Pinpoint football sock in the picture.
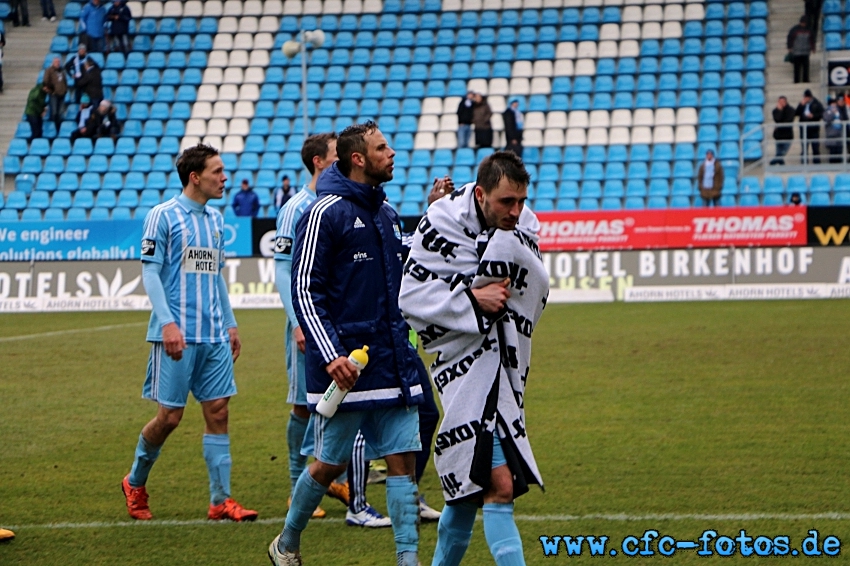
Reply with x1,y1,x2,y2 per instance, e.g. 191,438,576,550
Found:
483,502,525,566
431,501,477,566
386,475,419,561
202,434,231,505
286,412,308,493
128,433,162,488
279,469,328,553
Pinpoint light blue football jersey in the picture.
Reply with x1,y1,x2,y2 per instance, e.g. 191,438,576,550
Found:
141,195,228,344
274,185,316,263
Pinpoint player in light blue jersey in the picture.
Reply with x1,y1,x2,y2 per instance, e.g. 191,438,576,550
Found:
275,133,390,527
121,143,257,523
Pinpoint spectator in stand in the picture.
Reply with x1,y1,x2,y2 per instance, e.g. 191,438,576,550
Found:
273,175,295,210
9,0,30,27
43,57,67,132
70,94,94,142
805,0,824,30
40,0,57,21
456,91,474,149
25,83,49,141
232,179,260,217
0,32,5,94
65,44,89,104
696,149,724,207
796,89,824,164
107,0,132,54
76,58,103,110
79,0,108,53
503,99,524,159
790,192,803,205
472,92,493,148
90,99,121,140
771,96,795,165
787,16,814,84
824,97,848,163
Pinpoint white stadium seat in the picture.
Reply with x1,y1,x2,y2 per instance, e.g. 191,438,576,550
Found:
676,108,698,126
532,60,553,77
603,0,623,5
489,78,509,96
543,0,562,7
435,132,457,149
244,67,265,84
202,136,223,150
675,126,697,144
443,0,462,9
655,108,676,127
568,110,589,128
620,22,641,40
422,97,442,115
509,78,530,96
442,96,462,115
234,33,254,49
525,112,546,130
643,4,662,21
191,102,212,119
414,132,436,150
249,50,270,66
653,126,675,144
462,0,483,10
587,128,609,146
554,59,575,76
574,59,596,75
630,126,652,145
218,17,238,33
491,113,504,131
259,17,279,32
600,23,620,41
213,101,233,119
619,40,640,57
577,41,597,58
546,111,568,129
223,0,243,16
584,0,602,6
563,0,582,6
544,128,565,146
439,114,458,132
598,41,618,58
589,110,610,128
163,1,183,17
641,22,662,40
283,0,302,14
223,68,244,84
565,128,587,146
228,119,250,136
467,79,489,95
488,95,506,113
244,1,263,15
418,115,440,132
238,17,258,33
609,126,630,143
234,101,255,118
183,0,202,16
523,129,543,147
197,85,218,102
322,0,342,12
530,77,551,94
203,0,223,17
186,119,207,136
556,42,577,59
622,6,642,22
502,0,523,8
263,0,283,15
213,34,233,50
633,109,654,127
218,85,239,102
342,0,363,13
363,0,383,12
512,61,533,78
523,0,543,7
254,33,274,49
181,136,201,150
662,22,682,39
202,67,224,83
226,50,248,67
143,1,163,18
611,109,632,127
223,136,245,154
238,85,260,101
483,0,502,9
126,1,142,18
684,4,705,20
664,4,683,20
304,0,324,14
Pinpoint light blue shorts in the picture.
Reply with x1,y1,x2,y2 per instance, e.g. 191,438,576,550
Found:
284,322,307,406
143,342,236,408
492,435,507,469
302,406,421,466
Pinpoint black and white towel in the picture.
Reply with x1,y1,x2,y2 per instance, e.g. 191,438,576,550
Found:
399,183,549,504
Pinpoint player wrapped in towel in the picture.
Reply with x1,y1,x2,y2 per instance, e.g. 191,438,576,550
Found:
399,164,548,506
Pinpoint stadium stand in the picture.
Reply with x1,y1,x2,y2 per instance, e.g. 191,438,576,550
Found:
0,0,802,220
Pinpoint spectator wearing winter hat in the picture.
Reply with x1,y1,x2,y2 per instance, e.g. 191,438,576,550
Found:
503,99,524,159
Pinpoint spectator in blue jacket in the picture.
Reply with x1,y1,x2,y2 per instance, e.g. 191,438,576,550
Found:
232,179,260,217
107,0,132,54
269,121,425,566
79,0,108,53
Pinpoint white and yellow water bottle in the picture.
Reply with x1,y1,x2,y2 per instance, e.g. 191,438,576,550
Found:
315,346,369,418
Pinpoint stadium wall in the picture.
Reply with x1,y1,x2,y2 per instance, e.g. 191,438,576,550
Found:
2,246,850,312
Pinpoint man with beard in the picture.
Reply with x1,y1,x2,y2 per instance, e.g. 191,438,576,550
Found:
269,121,425,566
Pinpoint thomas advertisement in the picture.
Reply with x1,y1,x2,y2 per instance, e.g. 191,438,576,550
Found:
0,218,254,261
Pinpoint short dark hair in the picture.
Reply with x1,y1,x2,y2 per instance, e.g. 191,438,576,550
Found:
475,151,531,194
336,121,378,177
301,133,337,175
176,143,220,187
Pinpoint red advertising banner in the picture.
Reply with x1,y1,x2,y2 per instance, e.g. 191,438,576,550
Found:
536,206,809,251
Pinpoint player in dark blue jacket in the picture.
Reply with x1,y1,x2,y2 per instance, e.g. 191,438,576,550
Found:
270,122,424,566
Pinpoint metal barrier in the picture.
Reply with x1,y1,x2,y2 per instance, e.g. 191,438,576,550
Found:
740,121,850,176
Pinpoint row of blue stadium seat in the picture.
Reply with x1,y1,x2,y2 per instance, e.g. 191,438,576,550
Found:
48,51,207,70
0,207,150,221
56,16,218,36
824,0,850,14
50,34,214,54
823,32,850,50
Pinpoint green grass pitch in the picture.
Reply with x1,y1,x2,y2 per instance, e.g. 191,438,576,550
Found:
1,301,849,564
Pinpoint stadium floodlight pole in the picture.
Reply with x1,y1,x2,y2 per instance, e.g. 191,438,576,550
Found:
282,29,326,140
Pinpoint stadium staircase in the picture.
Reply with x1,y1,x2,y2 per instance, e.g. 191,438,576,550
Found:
0,1,69,191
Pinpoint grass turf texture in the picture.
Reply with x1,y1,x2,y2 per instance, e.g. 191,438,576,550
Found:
1,301,848,564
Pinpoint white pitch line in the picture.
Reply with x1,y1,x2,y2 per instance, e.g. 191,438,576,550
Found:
0,322,146,343
7,513,850,531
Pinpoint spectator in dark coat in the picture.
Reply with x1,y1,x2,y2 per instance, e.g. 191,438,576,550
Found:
9,0,30,26
456,92,474,148
824,97,848,163
502,99,524,158
40,0,57,21
787,16,814,84
0,32,5,93
107,0,132,54
89,99,121,140
696,150,724,207
43,57,68,131
771,96,796,165
471,92,493,148
232,179,260,217
796,89,824,164
65,44,89,103
70,94,94,142
75,59,103,110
